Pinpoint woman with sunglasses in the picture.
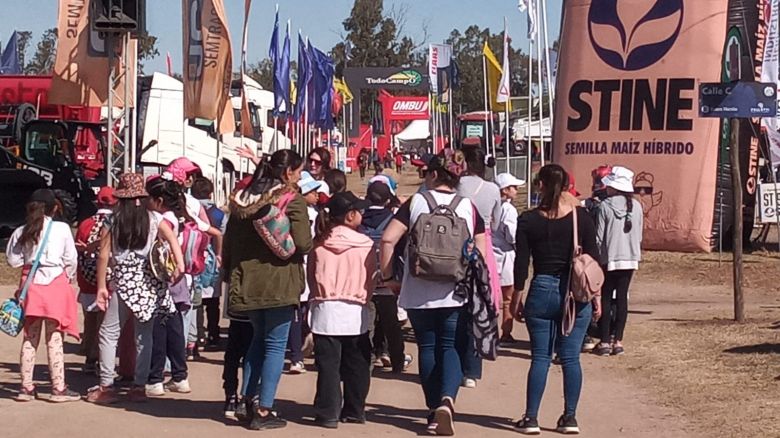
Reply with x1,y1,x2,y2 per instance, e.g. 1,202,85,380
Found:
307,147,332,181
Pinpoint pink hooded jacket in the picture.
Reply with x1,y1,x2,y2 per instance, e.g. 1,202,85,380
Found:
307,225,377,305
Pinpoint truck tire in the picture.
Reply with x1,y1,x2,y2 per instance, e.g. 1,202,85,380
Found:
52,189,78,224
13,103,37,144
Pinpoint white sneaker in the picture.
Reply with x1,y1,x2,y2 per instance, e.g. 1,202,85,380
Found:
165,379,191,393
288,361,307,374
145,383,165,397
461,378,477,389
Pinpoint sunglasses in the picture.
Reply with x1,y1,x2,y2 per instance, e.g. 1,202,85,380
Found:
308,157,323,166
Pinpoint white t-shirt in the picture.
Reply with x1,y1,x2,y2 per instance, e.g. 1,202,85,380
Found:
185,193,211,232
309,300,370,336
395,190,481,310
6,217,77,285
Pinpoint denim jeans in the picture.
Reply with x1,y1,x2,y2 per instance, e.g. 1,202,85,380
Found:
242,306,294,409
524,274,592,418
407,306,468,410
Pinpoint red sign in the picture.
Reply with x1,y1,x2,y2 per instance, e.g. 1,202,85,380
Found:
378,91,429,121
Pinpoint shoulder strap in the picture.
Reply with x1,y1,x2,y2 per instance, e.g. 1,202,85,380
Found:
421,191,438,212
447,194,464,211
572,207,582,256
19,220,53,302
378,213,394,230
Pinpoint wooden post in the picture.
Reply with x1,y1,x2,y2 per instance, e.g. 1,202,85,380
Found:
729,118,745,323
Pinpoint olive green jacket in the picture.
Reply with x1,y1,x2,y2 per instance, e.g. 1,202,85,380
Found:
224,184,313,313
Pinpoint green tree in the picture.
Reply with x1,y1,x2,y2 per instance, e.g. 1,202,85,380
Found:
25,28,57,75
137,31,159,74
15,31,33,71
246,58,297,92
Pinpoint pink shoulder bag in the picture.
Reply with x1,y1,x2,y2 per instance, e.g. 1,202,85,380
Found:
562,208,604,336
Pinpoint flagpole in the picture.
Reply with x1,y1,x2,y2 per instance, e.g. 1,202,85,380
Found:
526,26,533,209
482,49,494,178
448,89,454,147
536,0,545,166
274,116,279,152
541,0,555,128
503,16,511,175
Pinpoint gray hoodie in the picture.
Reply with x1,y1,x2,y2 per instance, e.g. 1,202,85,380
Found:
596,195,643,270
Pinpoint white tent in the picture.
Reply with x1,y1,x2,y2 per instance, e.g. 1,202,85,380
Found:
394,119,430,149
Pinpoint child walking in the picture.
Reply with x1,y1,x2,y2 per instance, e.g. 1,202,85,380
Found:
308,191,376,428
7,189,81,402
494,173,524,344
86,173,184,404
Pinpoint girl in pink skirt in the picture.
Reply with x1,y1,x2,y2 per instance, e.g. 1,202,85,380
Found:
6,189,81,402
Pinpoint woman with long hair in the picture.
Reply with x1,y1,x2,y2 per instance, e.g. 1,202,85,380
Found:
7,189,81,402
307,147,332,181
379,155,487,436
594,166,643,357
512,164,602,435
455,145,502,388
225,149,313,430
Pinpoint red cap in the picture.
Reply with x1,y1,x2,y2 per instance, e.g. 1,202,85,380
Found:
166,157,201,181
567,172,581,197
96,186,117,206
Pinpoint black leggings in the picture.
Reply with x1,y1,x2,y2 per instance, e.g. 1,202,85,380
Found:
599,269,634,342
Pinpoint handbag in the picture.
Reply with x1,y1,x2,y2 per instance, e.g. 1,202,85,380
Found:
253,191,297,260
0,221,53,337
562,208,604,336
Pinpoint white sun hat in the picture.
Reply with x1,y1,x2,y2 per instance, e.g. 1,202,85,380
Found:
601,166,635,193
495,172,526,189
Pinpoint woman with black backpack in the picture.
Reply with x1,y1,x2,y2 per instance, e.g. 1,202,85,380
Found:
512,164,602,435
379,155,487,436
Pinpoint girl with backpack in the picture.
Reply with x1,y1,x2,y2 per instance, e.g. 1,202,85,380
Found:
7,189,81,402
307,191,376,428
493,173,525,344
512,165,602,435
225,150,312,430
379,155,487,436
86,173,185,404
594,166,643,357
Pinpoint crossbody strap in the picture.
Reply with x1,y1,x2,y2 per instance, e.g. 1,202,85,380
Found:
571,207,581,257
19,220,53,303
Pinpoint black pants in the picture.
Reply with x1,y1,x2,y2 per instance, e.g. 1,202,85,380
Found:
149,311,188,384
372,295,405,371
359,166,366,178
201,297,221,342
599,269,635,342
222,320,253,396
287,304,307,363
313,333,371,421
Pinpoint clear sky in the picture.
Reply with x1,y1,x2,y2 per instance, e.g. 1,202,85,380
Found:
0,0,562,73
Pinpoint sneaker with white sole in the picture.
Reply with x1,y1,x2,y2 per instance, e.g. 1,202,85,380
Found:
514,417,541,435
288,361,306,374
15,386,37,402
582,336,596,352
49,386,82,403
165,379,191,393
556,414,580,434
461,377,477,388
145,382,165,397
434,396,455,436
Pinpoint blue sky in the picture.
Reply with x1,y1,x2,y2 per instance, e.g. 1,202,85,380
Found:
1,0,562,73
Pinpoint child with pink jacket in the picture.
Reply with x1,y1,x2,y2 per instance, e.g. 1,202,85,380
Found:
307,191,377,429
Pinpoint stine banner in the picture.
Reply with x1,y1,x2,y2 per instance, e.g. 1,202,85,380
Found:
553,0,728,252
182,0,234,133
49,0,136,107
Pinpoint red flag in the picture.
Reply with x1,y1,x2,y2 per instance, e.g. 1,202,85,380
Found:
166,52,173,76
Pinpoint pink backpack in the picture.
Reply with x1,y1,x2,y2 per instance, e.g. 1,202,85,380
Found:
182,221,210,275
563,208,604,336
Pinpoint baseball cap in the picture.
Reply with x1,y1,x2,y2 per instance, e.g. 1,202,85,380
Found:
298,171,322,195
96,186,118,206
368,174,398,195
167,157,201,182
325,191,370,217
495,173,525,190
366,181,397,206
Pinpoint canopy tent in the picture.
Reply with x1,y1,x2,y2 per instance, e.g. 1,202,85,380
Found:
393,119,430,151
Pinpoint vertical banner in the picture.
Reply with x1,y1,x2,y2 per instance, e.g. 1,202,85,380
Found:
553,0,728,251
182,0,234,133
483,42,511,112
761,0,780,167
239,0,254,137
49,0,136,107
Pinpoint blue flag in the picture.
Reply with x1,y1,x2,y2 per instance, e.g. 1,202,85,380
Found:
293,32,311,122
311,45,335,130
275,23,291,115
0,32,22,74
269,8,281,114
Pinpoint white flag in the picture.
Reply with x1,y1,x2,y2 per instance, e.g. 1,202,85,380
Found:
520,0,538,40
428,43,452,95
497,19,511,103
761,0,780,167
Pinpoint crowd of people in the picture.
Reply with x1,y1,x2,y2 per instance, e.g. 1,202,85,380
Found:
5,144,643,435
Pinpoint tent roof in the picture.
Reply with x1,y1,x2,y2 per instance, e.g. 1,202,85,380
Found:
395,119,429,141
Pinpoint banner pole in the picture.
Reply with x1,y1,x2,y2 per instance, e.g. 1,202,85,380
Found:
526,31,533,208
536,1,545,167
482,51,490,153
107,32,114,186
541,0,555,128
449,89,454,147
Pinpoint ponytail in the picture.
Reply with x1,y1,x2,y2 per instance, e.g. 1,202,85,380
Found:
623,193,634,233
314,208,346,245
18,201,48,249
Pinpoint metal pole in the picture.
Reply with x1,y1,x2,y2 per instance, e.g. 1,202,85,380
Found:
273,116,279,152
729,118,745,323
107,33,115,186
448,89,454,146
536,1,545,166
541,0,555,128
123,33,131,173
129,36,138,172
526,30,533,208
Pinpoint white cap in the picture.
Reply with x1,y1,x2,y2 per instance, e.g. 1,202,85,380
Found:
601,166,635,193
495,172,526,189
316,181,331,197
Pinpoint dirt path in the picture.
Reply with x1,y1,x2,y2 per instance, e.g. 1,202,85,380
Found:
0,282,699,438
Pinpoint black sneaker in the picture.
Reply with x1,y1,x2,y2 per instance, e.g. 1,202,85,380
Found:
235,397,252,423
514,417,541,435
314,416,339,429
248,410,287,430
340,416,366,424
224,394,238,419
556,414,580,434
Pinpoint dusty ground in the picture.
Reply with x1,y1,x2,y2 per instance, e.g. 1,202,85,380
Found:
0,169,777,437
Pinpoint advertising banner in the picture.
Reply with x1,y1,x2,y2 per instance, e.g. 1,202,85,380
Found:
49,0,136,107
553,0,728,251
761,0,780,168
379,96,430,121
182,0,234,132
758,183,780,223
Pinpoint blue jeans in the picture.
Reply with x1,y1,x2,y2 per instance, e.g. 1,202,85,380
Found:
524,275,592,418
407,306,468,410
242,306,294,409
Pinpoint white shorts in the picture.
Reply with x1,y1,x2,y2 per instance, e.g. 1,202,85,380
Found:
498,251,515,287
